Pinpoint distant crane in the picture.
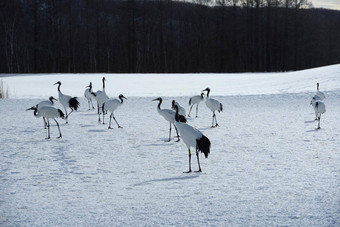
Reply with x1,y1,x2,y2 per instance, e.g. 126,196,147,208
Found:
188,93,204,118
54,81,80,124
92,77,109,122
26,105,65,139
171,100,186,116
152,97,187,142
84,82,95,110
202,88,223,127
37,96,58,129
173,104,211,173
102,94,127,129
311,98,326,129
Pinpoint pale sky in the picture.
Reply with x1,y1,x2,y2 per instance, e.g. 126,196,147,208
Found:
311,0,340,10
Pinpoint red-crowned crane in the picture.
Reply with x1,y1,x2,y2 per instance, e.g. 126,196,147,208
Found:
26,105,65,139
311,99,326,129
188,93,204,118
173,105,211,173
171,100,186,116
316,82,326,100
92,77,109,123
202,88,223,127
84,82,95,110
36,96,58,129
152,97,187,142
54,81,80,124
102,94,127,129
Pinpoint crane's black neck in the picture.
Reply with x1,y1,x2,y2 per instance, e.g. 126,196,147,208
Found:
33,107,38,116
174,106,179,122
201,93,204,98
57,83,61,92
49,97,54,104
119,96,124,103
157,99,163,109
206,90,210,97
102,78,105,89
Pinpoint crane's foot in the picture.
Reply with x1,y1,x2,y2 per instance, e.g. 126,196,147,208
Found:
118,126,123,128
317,127,321,129
183,170,192,173
175,138,180,142
195,169,202,173
45,137,51,140
108,126,113,129
215,123,219,127
57,135,62,139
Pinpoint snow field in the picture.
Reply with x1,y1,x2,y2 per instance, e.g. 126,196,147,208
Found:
0,91,339,226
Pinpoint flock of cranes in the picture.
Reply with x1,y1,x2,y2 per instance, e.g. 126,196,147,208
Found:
25,78,326,172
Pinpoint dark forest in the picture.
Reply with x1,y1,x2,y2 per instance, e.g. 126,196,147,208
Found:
1,0,340,73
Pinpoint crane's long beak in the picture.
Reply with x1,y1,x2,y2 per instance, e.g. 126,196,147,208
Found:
54,82,59,85
123,96,127,100
152,98,158,101
26,106,34,111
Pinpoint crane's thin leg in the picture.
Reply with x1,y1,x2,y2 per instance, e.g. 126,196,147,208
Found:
317,115,321,129
195,104,199,118
46,120,50,139
64,108,68,124
90,99,95,109
195,149,202,172
54,119,62,138
43,117,47,129
108,113,113,129
112,114,122,128
174,124,180,142
184,149,192,173
315,111,318,121
214,114,219,127
65,109,73,120
211,113,215,127
168,123,172,142
188,105,194,117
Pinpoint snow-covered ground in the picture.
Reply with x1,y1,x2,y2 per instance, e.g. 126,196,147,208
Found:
1,65,339,226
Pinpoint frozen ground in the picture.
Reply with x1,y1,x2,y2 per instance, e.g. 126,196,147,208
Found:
0,65,340,226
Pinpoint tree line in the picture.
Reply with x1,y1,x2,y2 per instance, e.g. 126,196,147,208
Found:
1,0,340,73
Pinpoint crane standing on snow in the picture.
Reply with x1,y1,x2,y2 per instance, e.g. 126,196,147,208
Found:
311,98,326,129
92,77,109,123
152,97,187,142
26,105,65,139
202,88,223,127
173,104,211,173
54,81,80,124
188,93,204,118
102,94,127,129
36,96,58,129
84,82,95,110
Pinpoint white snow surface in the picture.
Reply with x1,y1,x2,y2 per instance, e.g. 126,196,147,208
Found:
1,65,340,226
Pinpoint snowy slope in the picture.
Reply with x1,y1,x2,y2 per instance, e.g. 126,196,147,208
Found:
0,65,339,226
1,64,340,98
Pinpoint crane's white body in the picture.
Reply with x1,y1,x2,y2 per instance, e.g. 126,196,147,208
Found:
203,88,223,127
84,82,95,110
188,93,204,117
92,77,109,122
36,96,57,129
172,101,186,116
27,105,64,139
311,99,326,129
102,94,126,128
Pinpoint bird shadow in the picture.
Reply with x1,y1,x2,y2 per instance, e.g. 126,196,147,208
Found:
306,128,321,133
133,174,199,186
88,129,106,133
304,120,316,124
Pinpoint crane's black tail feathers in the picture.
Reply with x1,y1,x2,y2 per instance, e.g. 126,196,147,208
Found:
91,92,97,97
189,98,192,106
58,109,65,119
220,103,223,112
179,114,187,123
196,135,211,158
69,97,80,111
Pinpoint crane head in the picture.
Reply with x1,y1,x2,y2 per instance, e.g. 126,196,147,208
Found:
26,105,37,111
152,97,162,102
54,81,61,85
119,94,127,100
202,87,210,92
